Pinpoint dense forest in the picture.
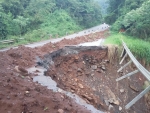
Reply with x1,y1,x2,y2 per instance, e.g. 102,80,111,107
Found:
95,0,108,15
106,0,150,39
1,0,150,41
0,0,102,40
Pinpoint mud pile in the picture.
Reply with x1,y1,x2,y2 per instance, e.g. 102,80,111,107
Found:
42,46,149,113
0,30,149,113
37,30,108,54
0,31,107,113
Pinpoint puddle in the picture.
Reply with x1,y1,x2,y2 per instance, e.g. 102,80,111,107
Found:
27,66,104,113
78,39,104,46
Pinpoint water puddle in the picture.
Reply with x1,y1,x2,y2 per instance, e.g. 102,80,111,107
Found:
28,66,104,113
78,39,104,46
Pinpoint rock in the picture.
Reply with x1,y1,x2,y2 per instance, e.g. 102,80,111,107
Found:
129,85,139,92
91,65,97,70
58,89,63,92
104,86,119,105
61,95,64,99
109,105,113,110
71,90,75,93
105,60,110,63
19,67,28,73
84,98,90,104
97,69,101,73
101,65,106,70
108,98,114,103
14,66,21,73
74,78,78,82
74,56,79,60
77,68,82,72
78,83,84,89
25,91,29,94
82,94,92,101
14,66,28,75
58,109,64,113
86,58,89,61
83,61,85,64
52,45,55,48
91,73,94,77
7,96,10,100
114,100,119,105
104,99,109,106
92,87,96,91
120,89,125,93
119,106,122,111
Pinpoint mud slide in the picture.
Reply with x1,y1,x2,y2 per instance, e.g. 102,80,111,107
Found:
38,46,149,113
0,30,149,113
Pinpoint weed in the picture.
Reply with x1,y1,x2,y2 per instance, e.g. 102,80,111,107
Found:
104,32,150,64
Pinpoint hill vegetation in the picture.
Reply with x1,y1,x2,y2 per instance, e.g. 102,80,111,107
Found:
0,0,102,40
95,0,108,16
106,0,150,39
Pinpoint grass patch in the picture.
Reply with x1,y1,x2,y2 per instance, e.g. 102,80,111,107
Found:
0,10,82,49
104,32,150,64
0,25,81,49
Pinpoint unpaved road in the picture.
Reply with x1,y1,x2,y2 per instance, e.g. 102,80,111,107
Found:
0,24,109,52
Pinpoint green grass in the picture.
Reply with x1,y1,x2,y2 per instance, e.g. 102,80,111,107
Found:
0,10,82,49
0,28,80,49
104,32,150,63
0,27,81,49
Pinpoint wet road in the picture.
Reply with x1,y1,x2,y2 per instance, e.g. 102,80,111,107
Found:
0,23,109,51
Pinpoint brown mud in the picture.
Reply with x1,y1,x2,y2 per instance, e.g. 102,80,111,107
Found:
43,46,149,113
0,30,149,113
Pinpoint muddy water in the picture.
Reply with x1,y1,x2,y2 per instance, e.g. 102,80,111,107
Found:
28,66,104,113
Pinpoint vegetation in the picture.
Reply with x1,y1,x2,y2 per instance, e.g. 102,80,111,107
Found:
105,0,150,39
104,33,150,64
95,0,108,16
0,0,102,43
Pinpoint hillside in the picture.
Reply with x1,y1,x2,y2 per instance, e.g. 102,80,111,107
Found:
0,0,102,40
105,0,150,39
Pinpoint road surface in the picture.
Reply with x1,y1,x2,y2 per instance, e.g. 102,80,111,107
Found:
0,24,109,52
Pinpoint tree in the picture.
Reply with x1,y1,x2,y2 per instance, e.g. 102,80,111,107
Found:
13,16,29,35
1,0,24,18
122,0,150,39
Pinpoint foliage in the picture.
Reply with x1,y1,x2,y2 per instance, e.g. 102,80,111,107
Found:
55,0,102,28
106,0,150,39
94,0,108,16
104,33,150,63
122,1,150,39
105,0,125,24
0,0,102,41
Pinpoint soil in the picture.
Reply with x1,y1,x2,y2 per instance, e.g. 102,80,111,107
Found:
0,30,149,113
44,46,150,113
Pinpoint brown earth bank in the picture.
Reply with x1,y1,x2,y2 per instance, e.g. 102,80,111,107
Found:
43,46,150,113
0,30,108,113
